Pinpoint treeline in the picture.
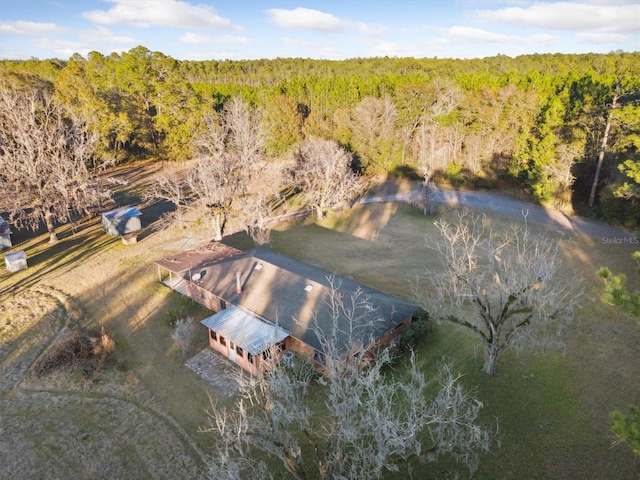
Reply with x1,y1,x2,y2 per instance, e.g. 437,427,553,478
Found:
1,47,639,226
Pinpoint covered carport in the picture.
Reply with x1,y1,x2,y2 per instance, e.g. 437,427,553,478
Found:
154,242,242,295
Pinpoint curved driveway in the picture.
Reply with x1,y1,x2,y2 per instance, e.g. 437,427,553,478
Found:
358,187,632,241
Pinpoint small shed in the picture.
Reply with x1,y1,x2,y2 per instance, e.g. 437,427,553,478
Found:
0,216,11,250
101,207,142,237
4,250,27,272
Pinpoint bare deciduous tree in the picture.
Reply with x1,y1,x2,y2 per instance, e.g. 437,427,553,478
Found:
202,284,491,479
239,192,274,245
415,131,439,217
188,97,266,241
291,137,363,221
188,154,240,241
144,168,190,229
350,95,399,171
546,142,583,212
417,212,583,376
222,96,265,168
0,86,111,243
419,173,438,216
403,79,462,171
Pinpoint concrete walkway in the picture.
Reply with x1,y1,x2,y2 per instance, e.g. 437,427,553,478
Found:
185,348,243,397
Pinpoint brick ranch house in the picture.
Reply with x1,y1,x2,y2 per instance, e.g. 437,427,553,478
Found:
155,243,424,374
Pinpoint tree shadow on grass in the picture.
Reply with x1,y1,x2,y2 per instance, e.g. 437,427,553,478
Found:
1,220,120,295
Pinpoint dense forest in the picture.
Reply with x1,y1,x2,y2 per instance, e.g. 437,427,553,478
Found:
1,48,639,227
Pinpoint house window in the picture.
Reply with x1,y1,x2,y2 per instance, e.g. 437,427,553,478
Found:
210,330,217,341
219,335,226,346
236,346,244,357
247,353,253,364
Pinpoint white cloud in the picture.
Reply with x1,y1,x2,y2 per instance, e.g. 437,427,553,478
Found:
314,46,346,58
78,26,136,45
82,0,240,30
474,2,640,33
446,26,509,43
180,32,208,44
180,32,250,45
34,37,86,58
353,22,391,36
577,32,629,44
266,7,387,36
0,45,24,60
281,36,312,48
525,33,558,46
368,41,401,57
0,21,67,35
279,37,343,58
266,7,349,33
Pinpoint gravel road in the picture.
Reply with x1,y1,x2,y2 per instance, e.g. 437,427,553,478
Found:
357,187,634,241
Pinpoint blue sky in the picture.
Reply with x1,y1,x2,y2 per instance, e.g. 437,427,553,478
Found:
1,0,638,61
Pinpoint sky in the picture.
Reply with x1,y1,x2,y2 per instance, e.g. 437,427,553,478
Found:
0,0,638,61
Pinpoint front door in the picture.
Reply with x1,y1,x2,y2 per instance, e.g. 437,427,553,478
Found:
228,341,236,363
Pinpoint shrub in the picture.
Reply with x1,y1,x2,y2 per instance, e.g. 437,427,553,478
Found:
444,163,467,187
32,332,92,377
92,327,116,373
398,312,431,351
172,316,195,354
611,406,640,455
32,327,116,378
601,196,640,229
598,252,640,317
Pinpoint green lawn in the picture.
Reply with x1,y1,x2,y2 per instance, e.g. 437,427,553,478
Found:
1,191,639,479
263,202,640,479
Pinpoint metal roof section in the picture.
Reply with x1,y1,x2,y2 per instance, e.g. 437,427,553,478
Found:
100,206,142,221
101,206,143,236
201,306,290,355
4,250,27,272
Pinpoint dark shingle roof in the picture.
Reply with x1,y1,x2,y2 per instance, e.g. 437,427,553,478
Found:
191,246,421,353
155,242,242,273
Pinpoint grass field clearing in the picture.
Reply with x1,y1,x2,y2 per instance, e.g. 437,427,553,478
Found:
1,171,638,479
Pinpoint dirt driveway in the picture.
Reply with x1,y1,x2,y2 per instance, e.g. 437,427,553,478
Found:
359,183,632,240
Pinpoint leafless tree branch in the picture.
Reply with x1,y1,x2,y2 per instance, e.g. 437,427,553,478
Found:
203,282,491,479
0,85,111,242
416,211,584,375
290,137,363,221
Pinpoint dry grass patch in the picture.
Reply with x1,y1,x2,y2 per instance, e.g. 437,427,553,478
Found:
30,327,115,379
0,284,210,479
1,167,637,479
1,391,205,480
0,288,66,392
